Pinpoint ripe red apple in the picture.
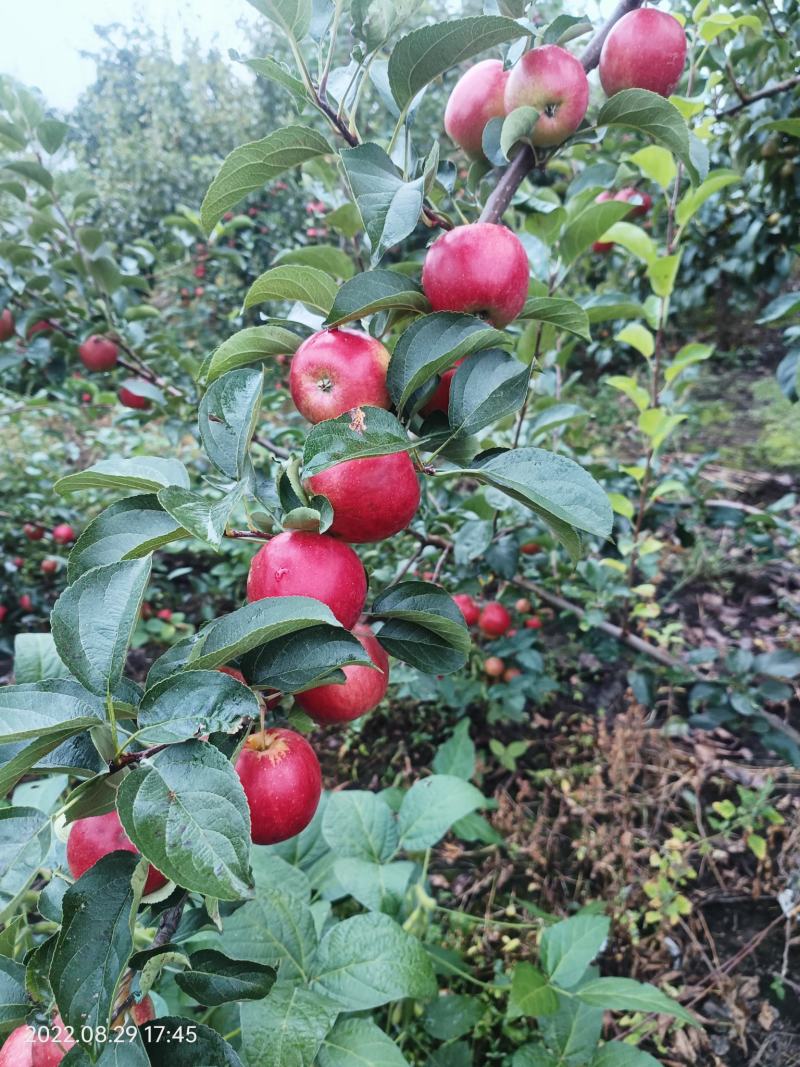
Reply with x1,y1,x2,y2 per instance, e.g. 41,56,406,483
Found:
422,358,465,416
599,8,686,98
19,594,33,611
520,541,541,555
290,329,391,424
525,616,542,630
194,265,206,278
591,190,616,253
78,335,118,371
156,608,172,622
52,523,75,545
66,810,168,895
13,557,24,567
0,308,14,342
27,320,52,339
479,602,512,637
305,452,420,543
484,656,505,677
445,59,509,159
296,624,389,724
235,728,321,844
41,559,57,575
30,1015,75,1066
118,386,151,410
422,223,529,329
616,187,652,218
247,531,367,629
195,286,204,297
0,1025,34,1066
503,667,522,682
0,605,7,624
23,523,44,542
453,593,480,626
504,45,589,147
515,597,532,614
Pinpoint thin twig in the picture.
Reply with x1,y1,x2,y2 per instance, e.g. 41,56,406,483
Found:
715,73,800,117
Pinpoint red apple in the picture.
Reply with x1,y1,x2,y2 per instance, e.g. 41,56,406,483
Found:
515,597,532,614
66,810,168,895
599,8,686,99
27,320,52,339
52,524,75,545
247,531,367,629
421,358,465,416
194,265,206,278
290,329,391,424
0,1026,34,1066
479,602,512,637
13,557,24,567
235,728,321,845
305,452,420,543
118,386,151,410
23,523,44,542
504,45,589,147
520,541,541,555
156,608,172,622
0,309,14,342
592,190,616,253
484,656,505,677
19,594,33,611
0,605,7,623
422,223,529,329
503,667,522,682
78,335,118,371
30,1015,75,1066
525,616,542,630
616,187,652,218
445,59,509,159
40,559,57,575
127,997,155,1026
453,593,480,626
296,623,389,724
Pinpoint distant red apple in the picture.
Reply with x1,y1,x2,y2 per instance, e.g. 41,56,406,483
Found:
504,45,589,147
503,667,521,682
52,523,75,545
616,187,652,218
194,265,206,278
453,593,480,626
19,594,33,611
27,320,53,339
290,329,391,423
235,728,322,844
223,211,234,222
0,308,14,342
78,335,118,371
195,286,204,297
40,559,57,575
156,608,172,621
13,557,24,567
66,810,168,895
422,223,529,329
599,8,687,98
484,656,505,677
305,452,420,543
296,624,389,724
515,597,532,614
520,541,541,555
23,523,44,541
525,616,542,630
0,605,7,624
118,386,151,410
445,59,509,159
479,602,512,637
247,531,367,629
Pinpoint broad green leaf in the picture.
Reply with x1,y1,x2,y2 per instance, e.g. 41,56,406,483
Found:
136,670,259,744
599,222,657,265
698,11,761,40
507,962,559,1019
324,269,429,327
647,252,682,298
240,983,339,1067
397,775,483,850
540,914,610,988
245,0,311,41
433,720,475,779
142,1019,245,1065
175,949,275,1005
606,375,649,412
664,342,713,383
224,889,318,980
541,13,592,45
242,56,308,107
13,633,69,682
36,118,70,154
597,89,702,185
448,350,529,436
757,293,800,325
303,406,413,478
518,297,590,340
0,807,51,922
243,624,372,693
55,456,190,496
340,143,424,265
615,324,654,358
638,408,686,451
581,292,647,324
157,485,243,550
759,118,800,138
67,496,185,579
540,995,603,1066
201,325,302,384
322,791,398,862
318,1018,411,1067
559,200,632,263
51,558,151,695
675,168,738,227
0,954,29,1029
116,740,253,901
50,852,143,1055
3,159,53,190
592,1043,662,1067
371,581,470,674
501,106,539,159
201,125,331,232
244,265,337,315
629,145,676,189
312,912,436,1008
388,16,529,109
575,977,696,1024
0,715,104,797
332,858,416,914
387,312,507,413
527,403,587,437
199,368,263,480
61,1035,150,1065
423,994,483,1041
274,245,355,279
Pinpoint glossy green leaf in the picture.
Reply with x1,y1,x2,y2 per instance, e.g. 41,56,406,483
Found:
324,269,428,327
201,325,302,384
597,89,702,185
273,245,355,279
244,265,338,315
175,949,275,1005
370,581,470,674
67,496,185,579
199,368,263,480
55,456,190,496
0,807,51,922
243,624,372,693
136,669,259,744
0,954,29,1029
397,775,483,850
340,143,425,265
560,200,632,263
157,485,243,550
540,914,610,989
12,633,70,683
448,350,529,436
518,297,590,340
303,406,413,478
142,1019,245,1066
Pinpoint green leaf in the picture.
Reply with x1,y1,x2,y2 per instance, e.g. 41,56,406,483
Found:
606,375,650,412
664,342,713,383
0,954,29,1029
36,118,70,154
592,1042,662,1067
759,118,800,138
448,350,529,436
3,159,53,190
324,269,429,327
541,13,592,45
541,914,610,988
597,89,702,185
201,325,302,384
318,1017,411,1067
629,145,676,189
540,996,603,1066
599,222,657,266
647,252,682,298
175,949,275,1005
0,807,51,922
199,368,263,480
136,670,259,744
581,292,647,324
242,56,309,107
518,297,591,340
615,324,654,358
243,624,371,693
55,456,190,496
157,485,243,550
433,719,475,779
312,912,436,1008
575,977,696,1024
274,245,355,279
67,496,186,579
388,16,530,110
142,1019,245,1066
675,168,738,227
423,994,483,1041
332,858,416,914
303,406,413,478
322,791,398,862
244,265,338,315
201,125,331,232
698,11,761,40
224,888,318,981
13,633,69,683
62,1035,150,1065
387,312,507,413
501,107,539,159
245,0,311,41
116,740,253,901
371,581,471,674
50,852,143,1055
340,143,425,265
240,983,339,1067
560,200,633,264
507,962,559,1019
397,775,484,850
758,293,800,325
51,558,151,695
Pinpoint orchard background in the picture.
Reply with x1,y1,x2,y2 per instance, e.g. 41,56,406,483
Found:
0,0,799,1064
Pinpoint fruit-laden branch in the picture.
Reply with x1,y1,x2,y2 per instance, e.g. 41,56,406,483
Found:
479,0,645,224
715,73,800,117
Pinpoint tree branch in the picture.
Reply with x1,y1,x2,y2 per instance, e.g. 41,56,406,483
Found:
110,894,188,1026
715,73,800,117
480,0,645,224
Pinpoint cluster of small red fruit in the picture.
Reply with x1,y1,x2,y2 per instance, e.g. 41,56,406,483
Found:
453,592,542,683
0,524,77,624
